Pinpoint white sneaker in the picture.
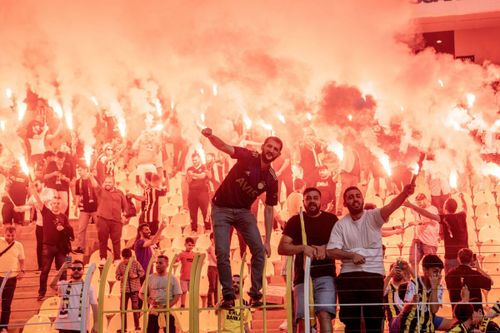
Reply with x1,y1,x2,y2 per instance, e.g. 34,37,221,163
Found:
99,258,106,266
279,320,287,331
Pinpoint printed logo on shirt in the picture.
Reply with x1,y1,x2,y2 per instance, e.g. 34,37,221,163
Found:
257,181,265,190
235,178,259,198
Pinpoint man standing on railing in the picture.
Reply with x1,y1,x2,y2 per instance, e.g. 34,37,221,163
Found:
0,225,25,333
278,187,338,333
201,128,282,308
50,260,98,333
326,183,414,333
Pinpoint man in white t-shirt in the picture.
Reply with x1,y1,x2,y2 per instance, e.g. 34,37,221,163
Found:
403,193,440,273
51,260,97,333
326,183,414,333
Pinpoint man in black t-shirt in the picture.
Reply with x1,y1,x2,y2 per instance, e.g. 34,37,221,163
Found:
74,165,98,254
278,187,338,333
43,151,74,216
186,153,210,233
201,128,282,308
30,181,74,301
445,248,492,311
0,162,28,225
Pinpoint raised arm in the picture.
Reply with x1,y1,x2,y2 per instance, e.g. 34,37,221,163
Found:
142,221,166,247
380,183,415,222
50,262,70,290
201,128,235,156
403,201,440,221
28,181,44,210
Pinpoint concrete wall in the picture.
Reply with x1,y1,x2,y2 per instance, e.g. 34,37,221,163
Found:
454,26,500,64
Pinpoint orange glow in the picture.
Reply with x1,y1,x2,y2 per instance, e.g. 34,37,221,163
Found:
84,145,92,167
17,101,27,121
449,169,458,189
48,99,63,119
327,141,344,161
19,156,29,176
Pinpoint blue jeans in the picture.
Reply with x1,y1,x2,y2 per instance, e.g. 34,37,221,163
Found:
211,205,265,300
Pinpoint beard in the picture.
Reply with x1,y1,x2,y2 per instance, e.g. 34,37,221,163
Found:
305,203,320,216
261,152,277,164
347,201,364,215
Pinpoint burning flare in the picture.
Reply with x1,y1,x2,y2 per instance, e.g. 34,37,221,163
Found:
449,169,458,189
48,99,64,119
84,146,93,167
17,101,27,121
19,156,30,176
327,141,344,161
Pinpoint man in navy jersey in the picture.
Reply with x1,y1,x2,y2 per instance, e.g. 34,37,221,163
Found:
201,127,282,308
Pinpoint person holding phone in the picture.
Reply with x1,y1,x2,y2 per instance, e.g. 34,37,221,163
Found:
445,248,493,312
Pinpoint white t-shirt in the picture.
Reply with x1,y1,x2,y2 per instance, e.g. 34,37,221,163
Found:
0,238,25,278
411,205,440,247
327,208,386,275
54,281,97,332
404,277,443,313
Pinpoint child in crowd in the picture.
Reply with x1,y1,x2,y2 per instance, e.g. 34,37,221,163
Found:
115,248,145,332
177,237,196,308
207,232,218,308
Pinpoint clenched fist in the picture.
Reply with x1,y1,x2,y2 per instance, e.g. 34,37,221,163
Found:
201,128,213,138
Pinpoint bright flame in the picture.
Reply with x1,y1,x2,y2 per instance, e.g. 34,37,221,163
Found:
243,115,252,130
327,141,344,161
200,88,205,94
48,99,64,119
117,118,126,138
200,113,206,124
152,123,164,131
195,143,206,163
260,120,273,134
410,162,420,175
170,99,175,110
65,109,73,130
19,156,30,176
347,114,353,121
306,112,312,121
277,112,286,124
90,96,99,106
153,98,162,116
5,88,12,100
0,120,5,131
17,101,27,121
212,84,218,96
372,150,392,177
449,169,458,189
84,146,93,167
480,162,500,179
465,93,476,108
438,79,444,87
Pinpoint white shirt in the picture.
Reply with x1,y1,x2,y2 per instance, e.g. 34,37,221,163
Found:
404,277,443,313
54,281,97,332
327,208,385,275
411,205,440,247
0,238,25,278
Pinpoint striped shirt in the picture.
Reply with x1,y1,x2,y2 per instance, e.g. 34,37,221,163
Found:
448,323,470,333
384,281,405,324
140,187,167,223
400,277,444,333
115,260,145,293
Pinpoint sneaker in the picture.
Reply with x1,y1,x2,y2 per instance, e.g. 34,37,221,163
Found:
218,298,235,309
249,297,263,308
74,247,84,254
279,320,288,331
99,258,106,266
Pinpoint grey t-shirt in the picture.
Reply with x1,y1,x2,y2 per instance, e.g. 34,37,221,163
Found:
141,273,182,308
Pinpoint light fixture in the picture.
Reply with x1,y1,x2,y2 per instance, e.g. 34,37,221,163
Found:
436,40,443,44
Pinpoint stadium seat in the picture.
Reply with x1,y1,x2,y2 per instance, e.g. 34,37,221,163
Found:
474,202,496,219
474,216,495,230
171,236,186,252
473,191,496,206
478,225,500,244
173,307,190,333
38,296,60,319
171,211,190,228
481,253,499,276
122,224,137,241
161,204,179,218
195,233,211,252
102,294,121,322
169,193,183,208
163,224,182,241
23,314,56,333
199,310,218,333
478,239,500,257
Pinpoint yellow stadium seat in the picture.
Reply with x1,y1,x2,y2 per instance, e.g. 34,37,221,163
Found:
161,204,179,218
163,224,182,241
478,225,500,244
173,307,190,333
195,233,211,252
171,212,190,229
172,236,186,252
23,314,56,333
481,253,500,276
474,216,495,230
159,237,172,250
199,310,218,333
169,194,183,208
102,295,121,322
122,224,138,241
473,191,496,206
475,202,496,219
38,296,60,319
479,239,500,257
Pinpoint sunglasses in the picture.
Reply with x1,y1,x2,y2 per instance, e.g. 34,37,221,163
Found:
70,267,83,272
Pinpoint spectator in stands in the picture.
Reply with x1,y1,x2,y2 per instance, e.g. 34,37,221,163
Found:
129,172,167,235
445,248,493,311
43,151,74,216
116,248,145,332
0,162,29,225
407,194,469,274
201,128,281,308
286,178,306,217
95,143,118,185
186,153,211,233
278,187,338,333
475,301,500,332
140,255,182,333
177,237,196,308
383,259,411,331
0,225,25,333
314,165,336,213
74,164,98,254
403,193,440,272
89,175,128,265
220,274,252,333
31,182,74,301
134,222,166,275
447,303,477,333
206,232,218,308
428,172,451,213
273,147,293,198
397,254,445,333
326,182,415,333
50,260,98,333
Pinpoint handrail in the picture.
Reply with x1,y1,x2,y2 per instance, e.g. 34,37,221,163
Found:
285,256,294,332
80,263,96,333
189,253,205,333
0,270,12,307
141,253,157,330
165,253,178,333
238,252,247,333
262,256,268,333
119,257,134,333
304,256,312,333
97,258,112,333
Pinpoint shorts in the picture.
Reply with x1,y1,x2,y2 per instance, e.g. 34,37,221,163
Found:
294,275,336,320
181,280,190,293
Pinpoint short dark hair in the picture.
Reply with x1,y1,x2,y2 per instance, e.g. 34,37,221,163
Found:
445,198,458,213
422,254,444,270
157,254,168,261
263,136,283,151
457,248,474,264
4,225,16,234
56,151,66,159
192,152,200,159
303,187,321,197
138,223,150,232
209,232,214,240
122,248,132,258
72,259,84,266
343,186,362,201
44,150,55,158
453,303,474,322
185,237,195,245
